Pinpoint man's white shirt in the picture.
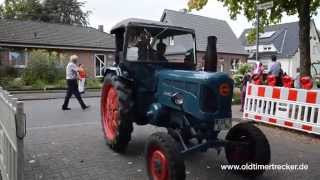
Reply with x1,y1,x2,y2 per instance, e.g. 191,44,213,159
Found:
66,62,78,80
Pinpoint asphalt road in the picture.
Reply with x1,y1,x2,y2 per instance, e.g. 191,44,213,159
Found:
23,97,320,180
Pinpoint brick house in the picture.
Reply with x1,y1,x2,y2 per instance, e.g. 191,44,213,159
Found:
160,9,248,74
0,19,115,78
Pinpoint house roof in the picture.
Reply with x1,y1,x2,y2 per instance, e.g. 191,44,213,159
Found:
0,19,115,51
111,18,194,34
239,21,300,58
160,9,247,55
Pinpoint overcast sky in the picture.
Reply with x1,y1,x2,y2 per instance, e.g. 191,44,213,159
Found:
81,0,320,37
1,0,319,37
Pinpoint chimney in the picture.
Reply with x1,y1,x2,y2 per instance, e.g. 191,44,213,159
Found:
179,8,188,13
98,25,104,32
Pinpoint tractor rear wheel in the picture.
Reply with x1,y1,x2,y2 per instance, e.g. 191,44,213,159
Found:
145,132,185,180
225,122,270,177
101,74,133,153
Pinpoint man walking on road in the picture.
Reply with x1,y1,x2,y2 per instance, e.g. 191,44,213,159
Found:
62,55,90,110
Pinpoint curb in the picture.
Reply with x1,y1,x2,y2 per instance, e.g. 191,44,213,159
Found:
10,88,101,94
13,91,101,101
17,95,100,101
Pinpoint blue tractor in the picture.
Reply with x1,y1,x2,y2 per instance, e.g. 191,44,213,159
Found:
100,19,270,180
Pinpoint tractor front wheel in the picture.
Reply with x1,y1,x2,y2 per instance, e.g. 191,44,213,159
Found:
101,74,133,153
225,122,270,177
145,132,186,180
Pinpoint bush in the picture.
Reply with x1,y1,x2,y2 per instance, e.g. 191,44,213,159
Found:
237,63,252,75
32,79,47,89
0,77,26,89
86,78,102,88
232,93,241,105
0,77,14,88
22,50,65,85
8,78,25,89
316,78,320,88
0,65,18,77
233,63,251,88
233,74,243,88
55,79,67,89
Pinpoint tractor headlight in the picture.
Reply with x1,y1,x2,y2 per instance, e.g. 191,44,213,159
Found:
172,93,184,105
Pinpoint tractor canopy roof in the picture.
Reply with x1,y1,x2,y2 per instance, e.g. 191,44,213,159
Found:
110,18,195,35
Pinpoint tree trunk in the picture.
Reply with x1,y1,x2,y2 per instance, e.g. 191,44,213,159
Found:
298,0,311,76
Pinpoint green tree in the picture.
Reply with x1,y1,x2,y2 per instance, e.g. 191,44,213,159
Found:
41,0,90,26
0,0,42,20
188,0,320,76
0,0,90,26
233,64,252,88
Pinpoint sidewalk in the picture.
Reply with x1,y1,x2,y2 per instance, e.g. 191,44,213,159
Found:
10,89,101,101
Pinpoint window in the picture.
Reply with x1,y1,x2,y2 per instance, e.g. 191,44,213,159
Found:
218,58,224,72
125,26,196,64
311,63,320,76
259,31,276,38
312,45,320,55
106,54,115,66
9,51,27,68
263,46,272,51
95,54,106,77
220,64,224,72
230,59,240,71
169,36,175,46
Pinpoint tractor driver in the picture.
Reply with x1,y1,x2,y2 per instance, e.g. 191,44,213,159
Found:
155,41,168,62
136,31,152,61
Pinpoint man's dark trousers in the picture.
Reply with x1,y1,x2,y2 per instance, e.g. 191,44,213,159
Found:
62,79,86,109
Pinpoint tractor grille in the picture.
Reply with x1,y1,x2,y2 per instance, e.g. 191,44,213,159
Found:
200,86,217,113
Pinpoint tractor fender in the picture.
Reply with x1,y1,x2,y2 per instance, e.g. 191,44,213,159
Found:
103,66,134,84
103,66,122,77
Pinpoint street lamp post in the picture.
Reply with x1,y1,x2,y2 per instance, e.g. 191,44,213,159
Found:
256,7,260,62
256,1,274,62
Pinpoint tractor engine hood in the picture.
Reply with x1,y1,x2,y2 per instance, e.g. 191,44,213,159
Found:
157,70,231,84
155,70,234,121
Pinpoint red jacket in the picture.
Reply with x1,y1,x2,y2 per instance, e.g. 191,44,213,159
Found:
79,67,86,79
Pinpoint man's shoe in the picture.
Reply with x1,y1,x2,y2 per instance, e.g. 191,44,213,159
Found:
62,107,71,111
82,105,90,110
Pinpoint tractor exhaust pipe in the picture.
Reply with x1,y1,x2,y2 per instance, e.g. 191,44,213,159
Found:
204,36,218,72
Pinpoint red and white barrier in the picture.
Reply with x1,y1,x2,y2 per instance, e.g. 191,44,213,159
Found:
243,83,320,135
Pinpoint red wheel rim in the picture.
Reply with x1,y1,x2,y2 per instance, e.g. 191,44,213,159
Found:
102,85,119,140
148,148,169,180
